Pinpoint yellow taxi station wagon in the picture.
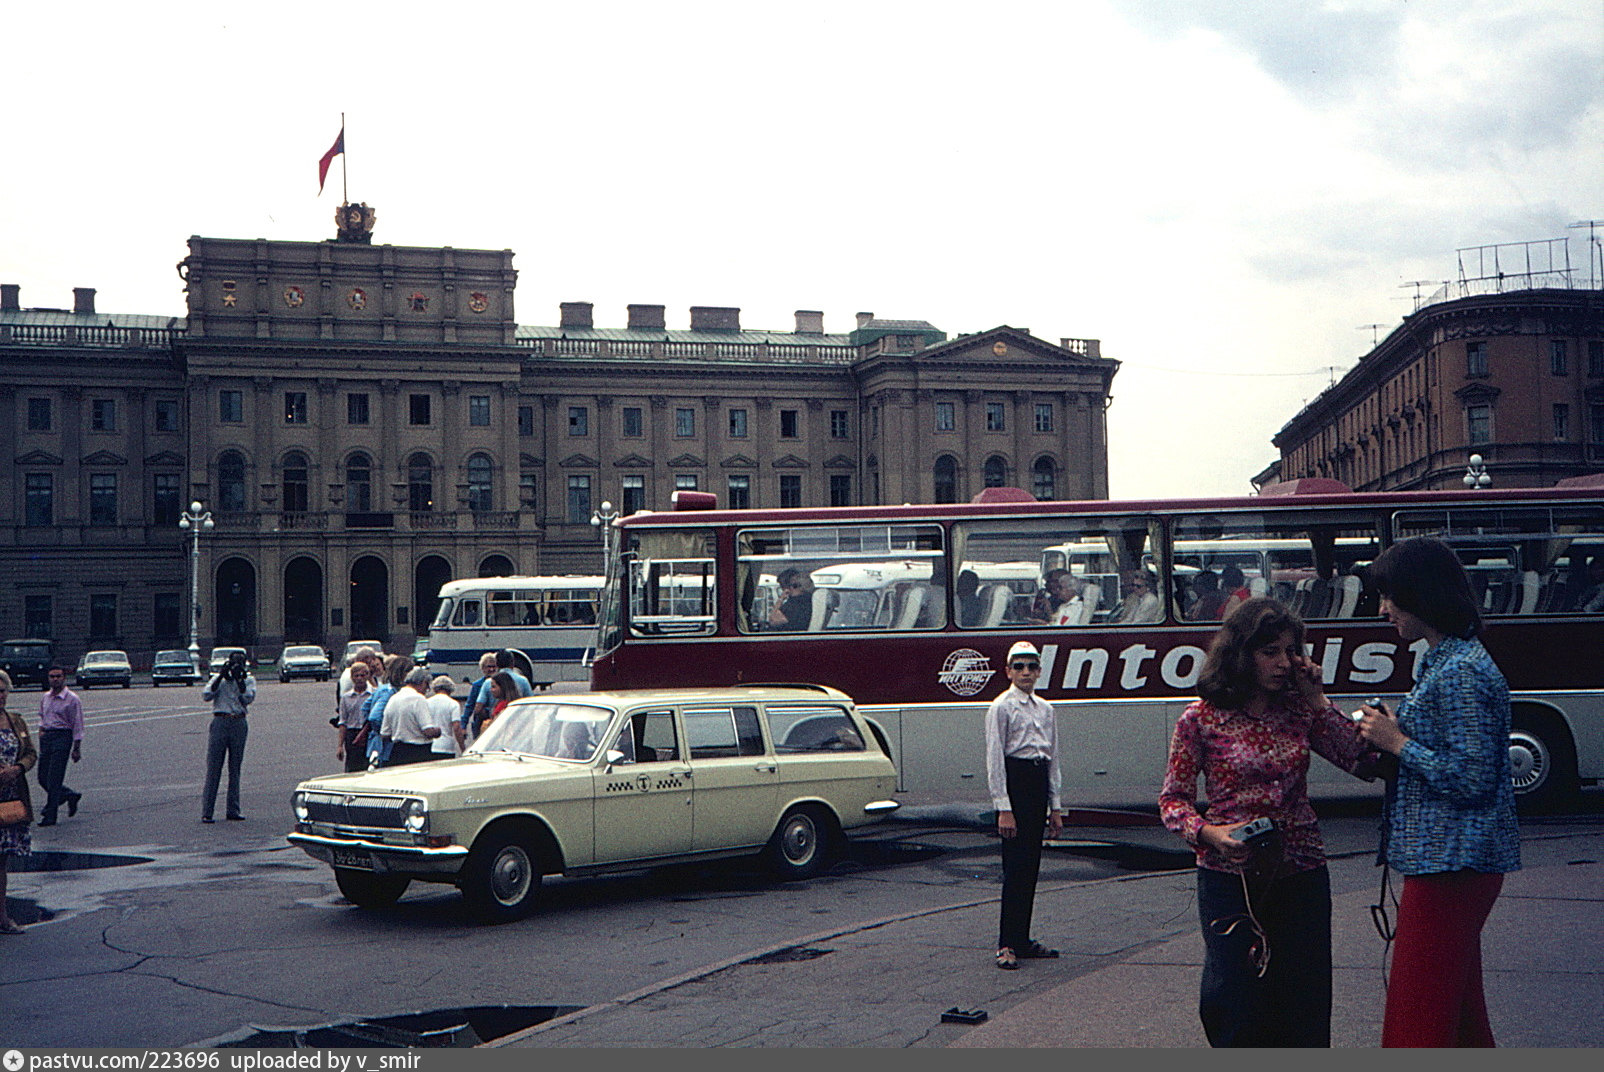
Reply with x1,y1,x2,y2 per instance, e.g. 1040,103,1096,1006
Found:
288,685,900,922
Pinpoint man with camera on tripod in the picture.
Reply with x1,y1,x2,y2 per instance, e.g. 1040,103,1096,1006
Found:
201,651,256,824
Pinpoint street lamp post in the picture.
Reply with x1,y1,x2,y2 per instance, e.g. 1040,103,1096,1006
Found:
1463,453,1492,490
179,500,214,659
589,499,618,566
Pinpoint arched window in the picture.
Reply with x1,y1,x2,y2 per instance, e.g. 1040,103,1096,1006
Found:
984,455,1008,488
346,453,372,512
218,450,246,512
282,452,309,513
407,452,434,512
933,455,958,504
1031,457,1056,501
467,453,493,513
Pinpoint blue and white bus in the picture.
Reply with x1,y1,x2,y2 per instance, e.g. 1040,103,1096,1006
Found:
425,576,604,688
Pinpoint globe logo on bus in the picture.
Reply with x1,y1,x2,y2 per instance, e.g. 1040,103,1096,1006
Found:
938,649,996,697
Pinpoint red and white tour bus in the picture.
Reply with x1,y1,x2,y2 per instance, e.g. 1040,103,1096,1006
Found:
587,479,1604,809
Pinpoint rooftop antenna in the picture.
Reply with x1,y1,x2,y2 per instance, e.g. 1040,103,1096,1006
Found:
1358,323,1387,348
1400,280,1447,312
1570,220,1603,290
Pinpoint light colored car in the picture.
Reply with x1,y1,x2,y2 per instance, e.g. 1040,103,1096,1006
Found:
75,650,133,689
288,685,900,922
343,640,384,663
279,645,332,683
208,646,251,673
151,649,202,687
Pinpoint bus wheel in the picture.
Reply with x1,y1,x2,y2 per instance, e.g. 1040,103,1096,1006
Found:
334,868,410,909
765,804,835,881
461,829,543,923
1510,709,1578,813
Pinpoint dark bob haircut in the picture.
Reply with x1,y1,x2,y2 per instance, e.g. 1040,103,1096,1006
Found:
1366,536,1481,639
1196,597,1306,710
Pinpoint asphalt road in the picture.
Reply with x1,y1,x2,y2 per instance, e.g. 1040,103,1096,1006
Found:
1,680,1597,1049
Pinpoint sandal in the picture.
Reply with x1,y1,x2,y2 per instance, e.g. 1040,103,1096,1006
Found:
996,947,1018,970
1018,940,1059,959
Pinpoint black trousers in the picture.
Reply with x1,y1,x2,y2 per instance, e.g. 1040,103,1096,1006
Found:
998,755,1051,951
1196,864,1332,1047
37,728,76,820
384,741,435,767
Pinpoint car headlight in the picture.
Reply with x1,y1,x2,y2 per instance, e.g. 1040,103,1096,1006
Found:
292,791,309,822
401,798,428,834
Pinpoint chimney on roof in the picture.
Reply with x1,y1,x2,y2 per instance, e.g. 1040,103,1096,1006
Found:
627,304,666,331
560,301,593,330
794,310,824,335
689,306,740,332
73,288,96,315
856,311,874,329
1,284,18,312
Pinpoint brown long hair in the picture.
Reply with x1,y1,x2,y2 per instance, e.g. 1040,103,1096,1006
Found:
1196,597,1306,710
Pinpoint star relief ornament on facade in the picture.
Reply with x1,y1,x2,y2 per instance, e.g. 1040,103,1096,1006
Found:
283,285,305,308
468,292,490,314
347,288,367,311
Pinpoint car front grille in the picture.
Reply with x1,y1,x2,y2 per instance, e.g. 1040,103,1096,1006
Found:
301,792,408,830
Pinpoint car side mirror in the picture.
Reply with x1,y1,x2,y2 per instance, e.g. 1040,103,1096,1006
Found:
604,749,627,771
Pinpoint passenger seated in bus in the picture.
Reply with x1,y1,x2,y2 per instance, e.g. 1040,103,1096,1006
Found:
1111,569,1163,624
1218,565,1251,620
1575,555,1604,613
1030,569,1084,625
1186,570,1229,621
956,569,984,627
768,568,814,631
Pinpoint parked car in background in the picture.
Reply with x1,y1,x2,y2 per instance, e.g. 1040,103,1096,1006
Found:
208,647,252,674
411,636,430,666
151,649,203,687
288,685,900,923
343,640,384,664
75,650,133,689
0,639,53,689
279,645,333,683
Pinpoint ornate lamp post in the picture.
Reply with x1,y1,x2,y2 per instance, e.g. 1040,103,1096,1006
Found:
589,499,618,566
178,501,214,659
1463,453,1492,490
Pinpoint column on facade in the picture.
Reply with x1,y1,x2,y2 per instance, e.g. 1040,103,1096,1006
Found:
701,395,720,499
805,398,824,505
595,395,615,514
649,396,669,504
61,386,82,525
502,380,526,533
754,398,773,506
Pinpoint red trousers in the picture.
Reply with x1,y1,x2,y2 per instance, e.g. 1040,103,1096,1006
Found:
1382,870,1504,1047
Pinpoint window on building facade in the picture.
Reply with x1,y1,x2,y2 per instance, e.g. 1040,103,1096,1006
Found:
727,474,750,509
830,410,849,439
153,593,180,640
985,402,1005,432
1032,457,1056,500
24,595,51,638
1591,404,1604,446
409,394,431,425
623,406,644,437
91,399,116,431
26,398,50,431
779,474,802,508
345,454,372,512
675,474,699,492
1590,340,1604,377
283,392,308,424
622,474,645,515
567,474,592,523
934,455,958,504
676,408,695,437
89,594,116,639
519,472,537,512
935,401,955,432
219,450,247,512
154,473,181,525
569,406,589,436
467,453,493,513
728,408,748,438
983,455,1007,487
1034,403,1054,433
282,452,309,513
470,395,491,426
518,405,534,436
1467,405,1492,446
406,453,433,512
780,410,799,438
1551,340,1569,376
1554,403,1570,440
1466,341,1488,377
830,473,852,507
25,473,52,526
155,399,181,432
220,390,243,423
348,393,370,425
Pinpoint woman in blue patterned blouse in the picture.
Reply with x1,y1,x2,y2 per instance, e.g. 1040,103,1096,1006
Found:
1357,537,1520,1048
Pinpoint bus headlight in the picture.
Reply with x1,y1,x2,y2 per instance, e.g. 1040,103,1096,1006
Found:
401,798,428,834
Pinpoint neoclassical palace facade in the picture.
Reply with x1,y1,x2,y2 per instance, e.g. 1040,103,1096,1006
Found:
1,216,1118,664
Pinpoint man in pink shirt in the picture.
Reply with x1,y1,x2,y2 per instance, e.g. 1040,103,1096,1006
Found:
37,666,84,826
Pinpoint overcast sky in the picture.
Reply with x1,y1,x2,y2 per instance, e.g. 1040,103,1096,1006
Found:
4,0,1600,498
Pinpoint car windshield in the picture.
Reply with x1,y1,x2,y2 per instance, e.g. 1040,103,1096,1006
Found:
156,651,190,662
85,652,125,665
284,647,323,658
467,702,614,762
1,644,48,658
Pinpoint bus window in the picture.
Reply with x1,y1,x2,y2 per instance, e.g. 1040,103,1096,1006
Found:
1170,513,1380,621
431,597,455,631
452,599,482,627
1394,505,1604,616
544,590,597,625
953,516,1159,627
736,524,946,633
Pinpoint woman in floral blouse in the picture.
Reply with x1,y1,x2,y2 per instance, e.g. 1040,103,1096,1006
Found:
1356,537,1519,1047
1159,598,1376,1046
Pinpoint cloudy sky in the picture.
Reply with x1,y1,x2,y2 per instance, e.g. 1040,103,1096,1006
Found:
4,0,1600,498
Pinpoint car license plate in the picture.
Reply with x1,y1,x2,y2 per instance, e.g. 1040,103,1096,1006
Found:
331,847,374,870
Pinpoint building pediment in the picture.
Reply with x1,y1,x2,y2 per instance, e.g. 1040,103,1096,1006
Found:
15,450,63,466
145,450,186,467
559,453,598,468
720,454,758,469
667,453,705,468
519,452,544,468
81,450,128,466
916,326,1107,367
823,454,856,470
613,453,654,469
771,454,810,469
1454,382,1502,405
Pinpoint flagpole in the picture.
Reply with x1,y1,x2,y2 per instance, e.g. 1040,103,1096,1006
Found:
341,112,348,204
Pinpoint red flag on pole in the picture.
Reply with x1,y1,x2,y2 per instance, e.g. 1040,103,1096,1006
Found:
318,126,344,194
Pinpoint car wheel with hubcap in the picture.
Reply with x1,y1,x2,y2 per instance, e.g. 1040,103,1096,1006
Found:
461,829,543,923
334,867,410,909
764,804,835,881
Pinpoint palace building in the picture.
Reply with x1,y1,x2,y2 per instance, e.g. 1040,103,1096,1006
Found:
1,211,1118,665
